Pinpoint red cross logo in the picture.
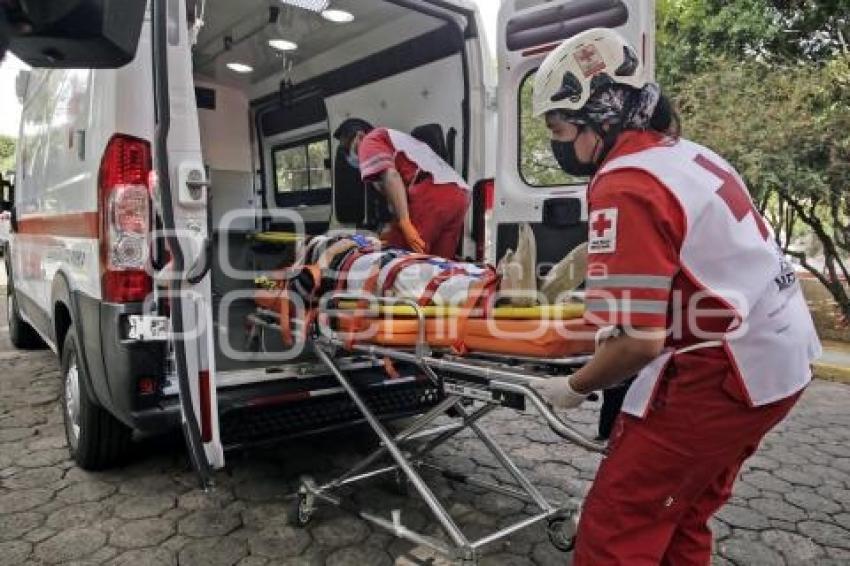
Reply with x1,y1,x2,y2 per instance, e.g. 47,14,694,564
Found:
592,213,613,238
574,44,606,77
694,155,769,240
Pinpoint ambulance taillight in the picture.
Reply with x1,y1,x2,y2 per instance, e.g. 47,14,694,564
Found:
98,134,153,303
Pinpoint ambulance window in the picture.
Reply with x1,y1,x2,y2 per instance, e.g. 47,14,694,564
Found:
307,140,332,189
518,72,585,187
273,136,331,194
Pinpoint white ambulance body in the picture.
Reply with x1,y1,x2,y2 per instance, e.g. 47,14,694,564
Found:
7,0,653,475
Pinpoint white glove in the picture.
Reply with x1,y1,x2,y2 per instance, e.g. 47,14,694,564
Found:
533,375,587,410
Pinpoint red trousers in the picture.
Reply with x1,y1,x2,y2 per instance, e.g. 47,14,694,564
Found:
574,350,802,565
384,180,470,259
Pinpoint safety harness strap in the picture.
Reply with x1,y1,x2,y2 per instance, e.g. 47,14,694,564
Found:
451,270,500,355
417,266,472,307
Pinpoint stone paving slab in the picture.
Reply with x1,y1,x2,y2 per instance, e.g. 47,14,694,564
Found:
2,313,850,564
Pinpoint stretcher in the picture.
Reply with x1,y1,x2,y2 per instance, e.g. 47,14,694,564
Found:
282,293,604,565
251,286,596,359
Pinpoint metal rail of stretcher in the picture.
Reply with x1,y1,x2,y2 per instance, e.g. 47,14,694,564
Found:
287,292,606,565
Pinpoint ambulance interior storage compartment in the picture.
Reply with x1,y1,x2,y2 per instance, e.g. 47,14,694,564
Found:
177,1,487,453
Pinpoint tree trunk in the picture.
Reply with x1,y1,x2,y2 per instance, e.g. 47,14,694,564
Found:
777,190,850,327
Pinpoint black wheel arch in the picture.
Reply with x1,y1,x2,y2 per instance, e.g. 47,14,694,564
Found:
51,271,106,410
51,273,73,354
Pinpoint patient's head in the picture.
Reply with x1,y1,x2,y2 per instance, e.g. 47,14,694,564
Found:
333,118,374,169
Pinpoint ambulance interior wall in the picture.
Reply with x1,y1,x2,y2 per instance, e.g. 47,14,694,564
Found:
193,76,284,371
323,55,466,176
255,54,467,233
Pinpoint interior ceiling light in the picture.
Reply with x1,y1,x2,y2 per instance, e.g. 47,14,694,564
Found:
321,9,354,23
279,0,329,12
269,39,298,52
226,62,254,74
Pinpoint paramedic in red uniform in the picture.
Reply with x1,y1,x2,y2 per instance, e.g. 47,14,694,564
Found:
333,118,470,258
532,29,822,565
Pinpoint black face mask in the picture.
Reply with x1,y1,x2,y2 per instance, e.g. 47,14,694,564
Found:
551,139,598,177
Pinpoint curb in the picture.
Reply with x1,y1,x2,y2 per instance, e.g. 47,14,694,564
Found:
814,362,850,385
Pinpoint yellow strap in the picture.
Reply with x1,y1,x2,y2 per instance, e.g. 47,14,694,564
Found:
252,231,304,245
334,302,585,320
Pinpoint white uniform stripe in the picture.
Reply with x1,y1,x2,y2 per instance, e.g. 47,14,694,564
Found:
586,275,673,290
586,298,668,315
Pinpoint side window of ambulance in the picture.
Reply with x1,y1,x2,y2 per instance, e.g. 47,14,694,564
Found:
273,137,331,194
518,72,584,187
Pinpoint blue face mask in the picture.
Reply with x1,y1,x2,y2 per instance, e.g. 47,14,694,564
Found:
346,148,360,169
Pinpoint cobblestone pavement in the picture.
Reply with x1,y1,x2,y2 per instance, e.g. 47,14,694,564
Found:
2,323,850,564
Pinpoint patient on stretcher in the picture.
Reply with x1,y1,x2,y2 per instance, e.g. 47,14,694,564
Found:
252,229,595,357
258,226,588,312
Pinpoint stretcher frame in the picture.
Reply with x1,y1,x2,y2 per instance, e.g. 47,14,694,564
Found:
290,292,606,565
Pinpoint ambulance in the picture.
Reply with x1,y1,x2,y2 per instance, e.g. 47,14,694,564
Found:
6,0,653,481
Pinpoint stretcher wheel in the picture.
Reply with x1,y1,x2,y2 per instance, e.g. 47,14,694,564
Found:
291,492,314,527
290,479,316,528
547,511,577,552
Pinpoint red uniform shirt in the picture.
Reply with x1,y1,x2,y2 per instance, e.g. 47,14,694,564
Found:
584,130,734,349
357,128,419,185
355,127,470,258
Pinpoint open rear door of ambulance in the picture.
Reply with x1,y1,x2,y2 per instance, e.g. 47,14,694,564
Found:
151,0,223,488
493,0,655,268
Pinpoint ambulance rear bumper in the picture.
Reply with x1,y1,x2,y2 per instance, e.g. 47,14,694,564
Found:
129,367,440,449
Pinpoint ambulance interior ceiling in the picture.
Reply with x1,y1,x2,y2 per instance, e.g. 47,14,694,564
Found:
191,0,450,94
190,0,470,210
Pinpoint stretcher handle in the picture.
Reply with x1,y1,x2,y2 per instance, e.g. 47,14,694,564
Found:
317,291,430,358
490,380,607,453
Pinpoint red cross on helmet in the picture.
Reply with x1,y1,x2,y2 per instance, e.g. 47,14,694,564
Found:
532,28,648,117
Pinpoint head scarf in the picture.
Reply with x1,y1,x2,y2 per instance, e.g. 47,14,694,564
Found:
565,82,662,131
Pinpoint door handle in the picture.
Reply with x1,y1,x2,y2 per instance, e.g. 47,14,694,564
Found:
187,179,212,190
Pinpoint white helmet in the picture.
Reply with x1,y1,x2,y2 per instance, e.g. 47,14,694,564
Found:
533,28,647,117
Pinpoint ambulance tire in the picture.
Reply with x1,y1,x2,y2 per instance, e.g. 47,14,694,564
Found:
61,332,131,470
7,285,44,349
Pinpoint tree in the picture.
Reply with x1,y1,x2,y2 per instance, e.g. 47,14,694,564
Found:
657,0,850,88
658,0,850,325
0,135,14,173
675,56,850,320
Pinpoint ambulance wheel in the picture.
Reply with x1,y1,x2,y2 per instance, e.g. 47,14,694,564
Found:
7,284,44,349
61,332,131,470
547,511,577,552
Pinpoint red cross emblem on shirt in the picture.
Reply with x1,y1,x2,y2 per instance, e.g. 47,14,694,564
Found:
592,212,613,237
694,154,770,240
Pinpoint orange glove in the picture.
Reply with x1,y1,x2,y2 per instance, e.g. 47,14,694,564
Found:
398,217,427,253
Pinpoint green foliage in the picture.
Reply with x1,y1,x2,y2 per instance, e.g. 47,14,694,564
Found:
675,54,850,316
0,135,15,173
518,74,584,187
657,0,850,89
660,0,850,319
657,0,779,86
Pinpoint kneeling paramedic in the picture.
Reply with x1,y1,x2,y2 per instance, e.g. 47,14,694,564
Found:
334,118,471,258
532,29,822,565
